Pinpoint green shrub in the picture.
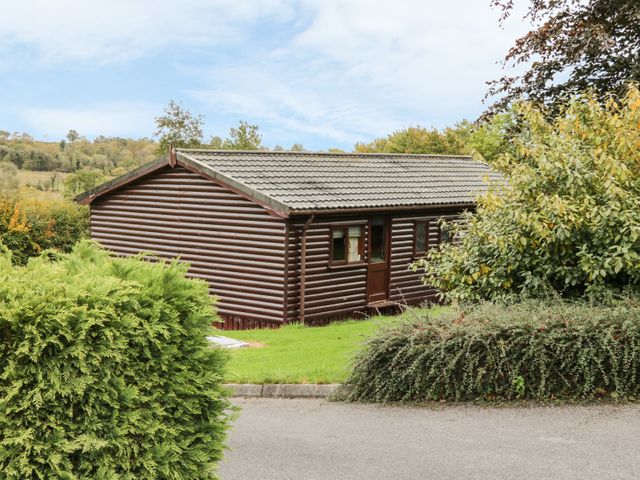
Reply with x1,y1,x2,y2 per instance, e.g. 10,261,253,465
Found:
0,242,232,479
346,298,640,402
417,88,640,301
63,169,107,199
0,192,89,265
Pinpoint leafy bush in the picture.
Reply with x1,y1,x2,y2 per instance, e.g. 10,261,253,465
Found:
0,242,232,479
346,298,640,402
417,88,640,301
0,192,89,264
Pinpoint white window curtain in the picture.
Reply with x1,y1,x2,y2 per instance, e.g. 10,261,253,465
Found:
347,226,362,262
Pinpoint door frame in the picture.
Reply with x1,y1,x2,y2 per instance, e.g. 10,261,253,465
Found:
366,215,391,304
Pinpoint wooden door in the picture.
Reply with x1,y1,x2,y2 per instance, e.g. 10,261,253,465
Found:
367,217,389,304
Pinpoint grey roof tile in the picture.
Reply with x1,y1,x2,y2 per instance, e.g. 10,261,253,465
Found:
176,149,501,213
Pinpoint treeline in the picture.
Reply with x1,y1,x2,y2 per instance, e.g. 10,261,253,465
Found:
1,114,508,184
354,117,510,163
0,130,157,175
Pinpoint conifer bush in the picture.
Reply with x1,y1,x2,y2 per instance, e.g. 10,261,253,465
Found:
0,242,231,479
346,298,640,402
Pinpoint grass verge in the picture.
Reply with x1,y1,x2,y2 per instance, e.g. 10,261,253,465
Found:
222,306,449,384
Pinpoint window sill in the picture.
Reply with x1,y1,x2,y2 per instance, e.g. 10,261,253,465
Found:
328,262,367,270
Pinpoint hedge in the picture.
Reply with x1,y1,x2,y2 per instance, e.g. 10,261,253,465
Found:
0,242,231,479
346,299,640,402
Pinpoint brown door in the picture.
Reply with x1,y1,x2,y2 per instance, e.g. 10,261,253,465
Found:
367,217,389,303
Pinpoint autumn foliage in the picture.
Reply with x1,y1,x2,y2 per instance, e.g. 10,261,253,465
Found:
0,193,89,264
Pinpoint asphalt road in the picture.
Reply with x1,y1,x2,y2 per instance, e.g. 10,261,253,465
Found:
219,398,640,480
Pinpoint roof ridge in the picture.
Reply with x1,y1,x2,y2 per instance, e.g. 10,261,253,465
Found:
174,148,475,160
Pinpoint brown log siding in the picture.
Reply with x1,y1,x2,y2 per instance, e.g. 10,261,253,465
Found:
88,164,469,328
389,214,441,305
286,210,464,324
286,217,369,324
90,166,287,329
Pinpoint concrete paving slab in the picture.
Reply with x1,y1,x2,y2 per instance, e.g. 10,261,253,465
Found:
207,336,249,349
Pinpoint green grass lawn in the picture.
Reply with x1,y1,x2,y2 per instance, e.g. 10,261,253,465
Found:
221,306,449,384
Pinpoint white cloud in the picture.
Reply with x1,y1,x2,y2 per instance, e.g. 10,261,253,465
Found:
19,102,158,139
3,0,531,147
0,0,292,66
192,0,530,145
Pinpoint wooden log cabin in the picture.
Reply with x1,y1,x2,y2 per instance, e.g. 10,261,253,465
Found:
77,148,500,329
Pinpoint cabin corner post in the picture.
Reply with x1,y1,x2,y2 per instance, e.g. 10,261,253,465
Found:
299,214,315,325
283,221,290,323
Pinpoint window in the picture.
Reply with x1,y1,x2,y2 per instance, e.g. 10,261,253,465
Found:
415,218,455,255
347,226,363,262
414,220,429,256
331,225,364,265
369,218,386,263
332,229,346,262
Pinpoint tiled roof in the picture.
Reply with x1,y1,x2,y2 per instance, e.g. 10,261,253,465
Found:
176,149,501,214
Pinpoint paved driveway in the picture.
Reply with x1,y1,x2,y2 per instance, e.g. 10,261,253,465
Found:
219,398,640,480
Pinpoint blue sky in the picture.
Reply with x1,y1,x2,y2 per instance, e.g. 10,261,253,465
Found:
0,0,528,151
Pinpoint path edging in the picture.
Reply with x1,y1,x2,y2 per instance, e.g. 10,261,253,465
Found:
225,383,349,398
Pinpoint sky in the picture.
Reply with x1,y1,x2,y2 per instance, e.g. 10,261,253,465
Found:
0,0,529,151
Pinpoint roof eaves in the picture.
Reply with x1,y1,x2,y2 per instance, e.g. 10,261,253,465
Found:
75,156,169,205
176,152,291,218
287,200,477,216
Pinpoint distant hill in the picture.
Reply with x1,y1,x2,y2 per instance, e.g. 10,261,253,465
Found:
0,131,159,176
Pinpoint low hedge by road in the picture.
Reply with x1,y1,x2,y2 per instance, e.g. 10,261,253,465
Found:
346,298,640,402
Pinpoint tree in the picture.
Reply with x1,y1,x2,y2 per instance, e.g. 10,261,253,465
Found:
465,114,516,163
487,0,640,113
290,143,305,152
222,121,262,150
66,130,80,143
154,100,204,153
416,88,640,301
209,136,223,149
63,170,107,198
355,125,471,155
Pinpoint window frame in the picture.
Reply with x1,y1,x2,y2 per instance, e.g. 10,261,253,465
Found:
329,224,366,267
